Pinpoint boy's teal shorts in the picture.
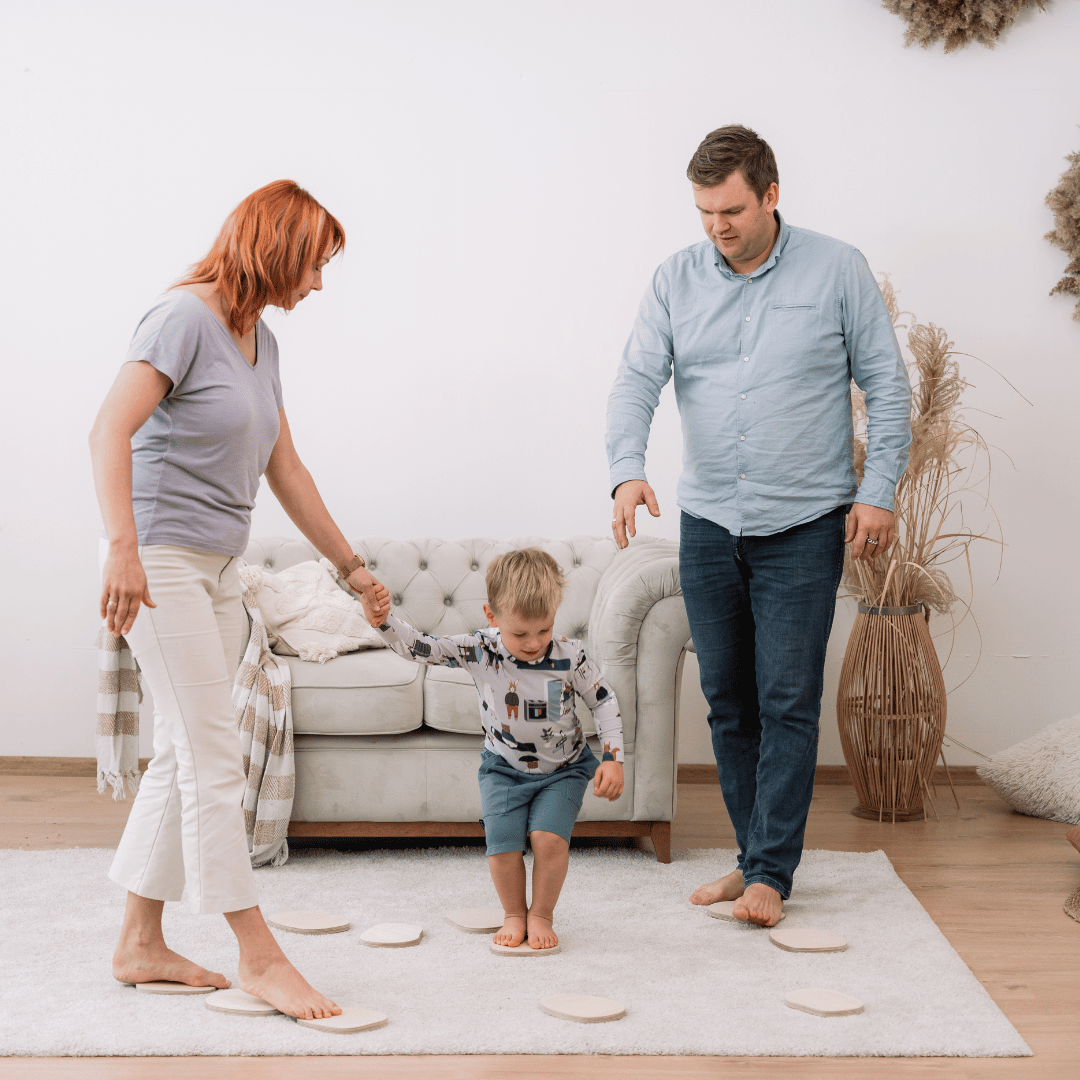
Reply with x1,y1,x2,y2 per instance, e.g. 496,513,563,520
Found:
478,743,599,856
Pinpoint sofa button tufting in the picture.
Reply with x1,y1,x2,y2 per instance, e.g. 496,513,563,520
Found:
444,598,453,606
419,561,428,570
471,562,479,571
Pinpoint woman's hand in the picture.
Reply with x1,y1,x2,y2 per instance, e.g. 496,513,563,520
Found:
592,760,624,801
345,567,391,627
100,543,156,636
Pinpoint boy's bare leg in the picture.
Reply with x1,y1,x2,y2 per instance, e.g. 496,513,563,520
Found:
112,892,230,988
488,851,528,947
225,906,341,1020
527,830,569,949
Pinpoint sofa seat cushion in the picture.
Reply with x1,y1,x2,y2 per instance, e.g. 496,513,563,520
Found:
286,650,423,735
423,664,597,737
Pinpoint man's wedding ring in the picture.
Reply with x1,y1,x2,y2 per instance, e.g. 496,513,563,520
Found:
865,538,879,545
107,601,118,607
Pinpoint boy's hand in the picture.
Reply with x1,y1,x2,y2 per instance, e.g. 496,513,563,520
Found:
592,760,624,801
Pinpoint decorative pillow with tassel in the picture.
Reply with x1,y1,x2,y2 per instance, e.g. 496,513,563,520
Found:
237,558,387,663
977,716,1080,824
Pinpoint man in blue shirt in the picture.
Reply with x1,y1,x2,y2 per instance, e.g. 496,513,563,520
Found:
606,125,911,926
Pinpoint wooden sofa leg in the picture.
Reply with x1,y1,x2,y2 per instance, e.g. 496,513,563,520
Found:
651,821,671,864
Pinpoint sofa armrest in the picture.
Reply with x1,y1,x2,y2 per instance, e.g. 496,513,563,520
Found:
588,539,690,822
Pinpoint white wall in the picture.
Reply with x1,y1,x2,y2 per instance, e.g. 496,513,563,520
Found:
2,0,1078,765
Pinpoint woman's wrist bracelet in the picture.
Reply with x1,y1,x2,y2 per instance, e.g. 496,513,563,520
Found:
337,553,366,578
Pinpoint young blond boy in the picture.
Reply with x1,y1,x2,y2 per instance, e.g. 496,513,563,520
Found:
369,548,624,949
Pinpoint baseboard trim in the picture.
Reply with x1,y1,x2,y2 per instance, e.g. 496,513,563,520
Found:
0,756,984,787
0,756,152,776
678,763,984,786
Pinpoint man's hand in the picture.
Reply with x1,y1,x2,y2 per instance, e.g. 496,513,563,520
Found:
611,480,660,550
845,503,895,561
592,760,624,801
345,568,391,626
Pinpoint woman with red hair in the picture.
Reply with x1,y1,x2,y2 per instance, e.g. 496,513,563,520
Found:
89,181,387,1019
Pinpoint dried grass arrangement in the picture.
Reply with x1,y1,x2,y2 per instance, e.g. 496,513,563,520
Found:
1045,144,1080,321
837,279,1003,822
882,0,1045,53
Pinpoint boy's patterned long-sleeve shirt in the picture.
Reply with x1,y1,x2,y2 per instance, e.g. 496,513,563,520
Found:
375,614,624,774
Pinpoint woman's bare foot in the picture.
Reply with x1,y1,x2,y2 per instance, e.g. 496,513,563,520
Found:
239,956,340,1020
689,868,744,906
732,882,784,927
527,911,558,950
493,914,527,948
113,941,229,989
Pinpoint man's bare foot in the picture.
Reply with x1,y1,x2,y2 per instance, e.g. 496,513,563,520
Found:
239,956,340,1020
732,882,784,927
112,941,229,989
493,914,527,948
526,911,558,950
689,868,744,906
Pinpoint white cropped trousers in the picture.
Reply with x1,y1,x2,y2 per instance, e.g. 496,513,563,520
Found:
103,543,259,914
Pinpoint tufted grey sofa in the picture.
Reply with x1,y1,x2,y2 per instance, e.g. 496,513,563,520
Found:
242,534,689,862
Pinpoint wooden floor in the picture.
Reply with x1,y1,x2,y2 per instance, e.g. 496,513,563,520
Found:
2,773,1078,1079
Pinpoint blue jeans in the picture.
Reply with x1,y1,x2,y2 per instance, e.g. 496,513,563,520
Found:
679,506,847,899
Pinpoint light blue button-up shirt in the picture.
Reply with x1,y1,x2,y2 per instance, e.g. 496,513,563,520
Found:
606,214,912,536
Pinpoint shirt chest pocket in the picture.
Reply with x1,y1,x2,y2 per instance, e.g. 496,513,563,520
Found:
769,302,827,350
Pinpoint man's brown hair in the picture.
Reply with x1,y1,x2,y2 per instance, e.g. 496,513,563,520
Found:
686,125,779,201
485,548,565,619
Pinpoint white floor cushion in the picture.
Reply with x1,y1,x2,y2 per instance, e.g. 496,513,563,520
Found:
977,715,1080,824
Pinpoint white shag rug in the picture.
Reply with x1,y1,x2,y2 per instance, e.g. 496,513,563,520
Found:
0,846,1029,1058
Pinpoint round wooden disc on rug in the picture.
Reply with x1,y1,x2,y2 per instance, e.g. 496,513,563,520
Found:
770,928,848,953
266,910,351,935
705,900,785,923
539,994,625,1023
204,989,280,1016
785,988,864,1017
491,941,561,956
134,981,218,995
295,1007,389,1033
359,922,423,948
446,907,506,933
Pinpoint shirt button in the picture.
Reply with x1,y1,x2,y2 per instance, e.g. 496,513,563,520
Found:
740,474,746,479
743,357,750,362
740,435,745,441
741,394,746,399
745,316,751,322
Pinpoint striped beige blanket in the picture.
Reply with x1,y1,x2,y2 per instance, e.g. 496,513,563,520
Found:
95,626,143,801
235,583,295,868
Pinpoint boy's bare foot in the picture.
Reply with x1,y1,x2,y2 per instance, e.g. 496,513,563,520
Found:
527,911,558,950
112,941,229,989
493,914,527,948
732,882,784,927
689,868,744,906
239,956,340,1020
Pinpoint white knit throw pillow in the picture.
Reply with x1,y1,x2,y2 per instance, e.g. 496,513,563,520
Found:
977,716,1080,824
238,559,386,663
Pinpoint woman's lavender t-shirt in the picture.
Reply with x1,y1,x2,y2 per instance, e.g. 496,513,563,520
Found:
124,290,283,556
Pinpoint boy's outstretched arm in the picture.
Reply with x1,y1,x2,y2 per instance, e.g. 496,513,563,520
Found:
374,612,475,669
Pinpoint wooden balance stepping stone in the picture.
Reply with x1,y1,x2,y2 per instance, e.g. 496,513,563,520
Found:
785,988,864,1016
770,928,848,953
204,989,279,1015
706,900,785,923
266,910,351,935
491,941,561,956
134,981,218,995
359,923,424,948
446,907,506,933
540,994,625,1023
296,1007,389,1033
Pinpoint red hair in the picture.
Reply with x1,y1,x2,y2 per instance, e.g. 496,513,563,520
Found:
176,180,345,335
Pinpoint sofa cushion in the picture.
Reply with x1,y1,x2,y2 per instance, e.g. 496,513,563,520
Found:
423,663,597,738
286,650,423,736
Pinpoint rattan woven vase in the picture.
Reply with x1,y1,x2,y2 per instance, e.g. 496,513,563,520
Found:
837,604,946,822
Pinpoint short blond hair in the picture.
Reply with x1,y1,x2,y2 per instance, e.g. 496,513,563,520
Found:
485,548,565,619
